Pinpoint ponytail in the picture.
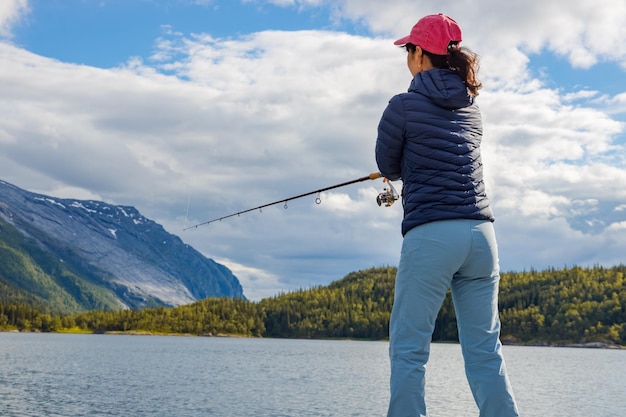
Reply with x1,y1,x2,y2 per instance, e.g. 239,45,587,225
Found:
423,43,482,96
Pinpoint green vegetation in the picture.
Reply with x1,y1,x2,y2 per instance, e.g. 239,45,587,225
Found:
1,265,625,346
0,220,123,313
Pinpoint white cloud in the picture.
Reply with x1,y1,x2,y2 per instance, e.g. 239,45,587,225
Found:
334,0,626,68
605,92,626,117
214,257,286,301
30,185,103,202
607,221,626,231
0,0,29,38
1,0,625,298
563,90,598,102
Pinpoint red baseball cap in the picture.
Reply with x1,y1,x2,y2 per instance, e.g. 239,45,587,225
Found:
394,13,462,55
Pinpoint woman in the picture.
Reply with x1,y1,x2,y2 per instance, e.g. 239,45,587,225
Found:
375,13,520,417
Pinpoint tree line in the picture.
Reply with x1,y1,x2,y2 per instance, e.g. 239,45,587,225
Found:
2,265,625,345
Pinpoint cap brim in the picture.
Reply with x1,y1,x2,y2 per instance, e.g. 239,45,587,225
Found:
393,35,411,46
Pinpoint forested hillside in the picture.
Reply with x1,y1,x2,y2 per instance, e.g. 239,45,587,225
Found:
2,265,625,345
0,219,125,312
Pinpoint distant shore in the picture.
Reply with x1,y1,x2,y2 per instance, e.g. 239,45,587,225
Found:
502,339,625,349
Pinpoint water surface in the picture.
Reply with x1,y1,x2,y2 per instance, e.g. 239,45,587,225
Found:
1,333,624,416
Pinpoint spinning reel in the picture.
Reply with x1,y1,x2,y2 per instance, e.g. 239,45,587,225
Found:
376,179,399,207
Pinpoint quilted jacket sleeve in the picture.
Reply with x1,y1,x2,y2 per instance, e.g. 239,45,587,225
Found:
375,95,405,181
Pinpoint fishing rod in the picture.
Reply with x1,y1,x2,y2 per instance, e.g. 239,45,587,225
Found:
184,171,399,230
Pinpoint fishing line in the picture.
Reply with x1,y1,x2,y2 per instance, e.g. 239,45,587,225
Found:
184,181,192,231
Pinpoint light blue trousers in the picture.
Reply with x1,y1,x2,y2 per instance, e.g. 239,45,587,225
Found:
387,220,519,417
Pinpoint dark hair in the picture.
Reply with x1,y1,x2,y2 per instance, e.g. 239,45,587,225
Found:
404,42,482,96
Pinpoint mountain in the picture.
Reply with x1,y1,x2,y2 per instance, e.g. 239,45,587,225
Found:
0,179,244,313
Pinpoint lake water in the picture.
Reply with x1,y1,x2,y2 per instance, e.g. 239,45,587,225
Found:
0,333,624,417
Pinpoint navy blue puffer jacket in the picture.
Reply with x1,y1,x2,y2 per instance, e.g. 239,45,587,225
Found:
376,68,494,236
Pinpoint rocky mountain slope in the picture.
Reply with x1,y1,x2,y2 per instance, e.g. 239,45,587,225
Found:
0,179,244,312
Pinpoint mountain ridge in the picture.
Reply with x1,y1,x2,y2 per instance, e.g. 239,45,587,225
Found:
0,179,244,312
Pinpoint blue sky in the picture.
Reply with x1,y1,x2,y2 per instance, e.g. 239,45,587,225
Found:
1,0,625,300
13,1,351,67
529,52,624,98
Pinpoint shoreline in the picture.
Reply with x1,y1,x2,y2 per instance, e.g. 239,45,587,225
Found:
2,329,625,349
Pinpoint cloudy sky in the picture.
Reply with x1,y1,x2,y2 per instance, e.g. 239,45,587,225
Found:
1,0,625,300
